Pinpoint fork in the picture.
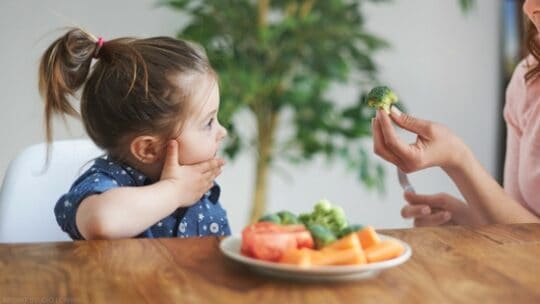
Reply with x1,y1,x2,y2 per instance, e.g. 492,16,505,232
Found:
397,167,445,215
397,167,415,193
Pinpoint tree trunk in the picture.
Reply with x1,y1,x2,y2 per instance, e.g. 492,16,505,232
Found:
257,0,269,27
248,0,274,223
249,111,278,223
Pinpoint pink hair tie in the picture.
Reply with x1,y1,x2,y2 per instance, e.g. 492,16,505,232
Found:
93,37,105,59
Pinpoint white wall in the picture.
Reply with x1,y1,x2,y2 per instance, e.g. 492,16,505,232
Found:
0,0,501,233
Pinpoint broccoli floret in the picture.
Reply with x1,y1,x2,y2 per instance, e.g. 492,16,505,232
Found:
276,210,300,225
258,211,301,225
337,224,364,238
307,224,337,248
314,199,332,214
366,86,398,114
258,213,281,224
298,213,311,224
298,199,348,235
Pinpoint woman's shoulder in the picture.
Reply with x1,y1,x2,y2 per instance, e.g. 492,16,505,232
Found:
505,55,540,130
509,55,534,88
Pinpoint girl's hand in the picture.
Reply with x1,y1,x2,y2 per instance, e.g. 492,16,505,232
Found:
401,191,484,226
372,107,468,172
160,140,225,207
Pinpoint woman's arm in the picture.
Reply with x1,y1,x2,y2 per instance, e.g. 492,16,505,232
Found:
443,143,540,224
374,108,539,224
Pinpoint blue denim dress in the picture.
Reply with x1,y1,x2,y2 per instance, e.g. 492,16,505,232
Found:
54,156,231,240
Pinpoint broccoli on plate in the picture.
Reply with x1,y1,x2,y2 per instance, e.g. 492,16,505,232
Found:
298,199,348,236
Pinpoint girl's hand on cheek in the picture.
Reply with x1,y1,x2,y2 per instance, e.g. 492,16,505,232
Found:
160,140,225,207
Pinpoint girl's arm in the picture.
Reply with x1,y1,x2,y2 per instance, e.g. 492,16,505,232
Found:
77,181,183,239
76,141,224,240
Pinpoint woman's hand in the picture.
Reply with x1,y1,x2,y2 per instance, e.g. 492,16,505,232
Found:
160,140,225,207
372,107,469,173
401,191,486,226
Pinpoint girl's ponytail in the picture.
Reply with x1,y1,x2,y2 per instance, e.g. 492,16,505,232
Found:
38,28,99,144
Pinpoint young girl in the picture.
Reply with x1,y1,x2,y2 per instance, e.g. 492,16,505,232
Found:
40,28,230,240
371,0,540,226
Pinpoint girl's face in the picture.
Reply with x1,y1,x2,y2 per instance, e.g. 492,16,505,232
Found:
175,74,227,165
524,0,540,32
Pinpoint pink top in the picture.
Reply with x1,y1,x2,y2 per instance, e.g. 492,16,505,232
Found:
503,55,540,216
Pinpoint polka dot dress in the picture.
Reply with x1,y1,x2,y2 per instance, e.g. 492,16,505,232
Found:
54,156,231,240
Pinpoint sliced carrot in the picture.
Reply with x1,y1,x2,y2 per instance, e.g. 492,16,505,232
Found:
321,233,360,251
357,226,380,249
364,239,405,263
312,245,366,266
279,248,312,267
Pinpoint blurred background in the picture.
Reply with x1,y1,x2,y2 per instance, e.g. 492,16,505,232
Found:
0,0,521,233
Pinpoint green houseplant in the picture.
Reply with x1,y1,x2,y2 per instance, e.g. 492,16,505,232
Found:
459,0,475,12
163,0,474,223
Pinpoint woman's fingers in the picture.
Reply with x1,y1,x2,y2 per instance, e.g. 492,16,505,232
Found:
372,116,401,165
413,211,452,227
402,191,461,226
404,191,460,212
390,106,433,137
402,200,452,226
405,191,445,207
401,204,431,219
376,109,414,165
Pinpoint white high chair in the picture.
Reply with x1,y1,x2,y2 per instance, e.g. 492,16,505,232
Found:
0,139,103,243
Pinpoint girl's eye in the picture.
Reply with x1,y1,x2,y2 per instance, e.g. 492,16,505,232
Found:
206,118,214,128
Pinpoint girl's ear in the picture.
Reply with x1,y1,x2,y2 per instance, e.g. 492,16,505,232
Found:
129,135,163,164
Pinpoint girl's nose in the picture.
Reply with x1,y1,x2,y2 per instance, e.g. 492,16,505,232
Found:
218,124,227,141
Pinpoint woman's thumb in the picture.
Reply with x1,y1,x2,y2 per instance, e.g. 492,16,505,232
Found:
390,106,431,136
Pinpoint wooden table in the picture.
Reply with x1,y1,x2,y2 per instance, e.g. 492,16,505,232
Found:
1,224,539,303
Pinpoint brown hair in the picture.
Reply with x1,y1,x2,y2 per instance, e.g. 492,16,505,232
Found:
39,28,215,160
525,21,540,81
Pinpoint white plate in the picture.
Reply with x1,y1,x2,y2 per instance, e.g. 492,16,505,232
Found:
219,234,412,282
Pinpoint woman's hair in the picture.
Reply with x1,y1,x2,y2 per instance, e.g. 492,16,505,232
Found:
39,28,215,160
525,21,540,81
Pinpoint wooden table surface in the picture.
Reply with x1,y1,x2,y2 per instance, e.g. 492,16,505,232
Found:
1,223,539,304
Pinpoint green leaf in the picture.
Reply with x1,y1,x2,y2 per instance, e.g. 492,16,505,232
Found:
459,0,475,14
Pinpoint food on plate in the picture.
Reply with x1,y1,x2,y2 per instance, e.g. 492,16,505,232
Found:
312,233,366,266
306,224,337,249
365,86,398,114
297,199,348,236
242,199,405,267
258,210,301,225
279,248,312,267
364,239,405,263
336,224,364,238
357,225,380,249
241,222,314,262
276,210,301,224
257,213,282,224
